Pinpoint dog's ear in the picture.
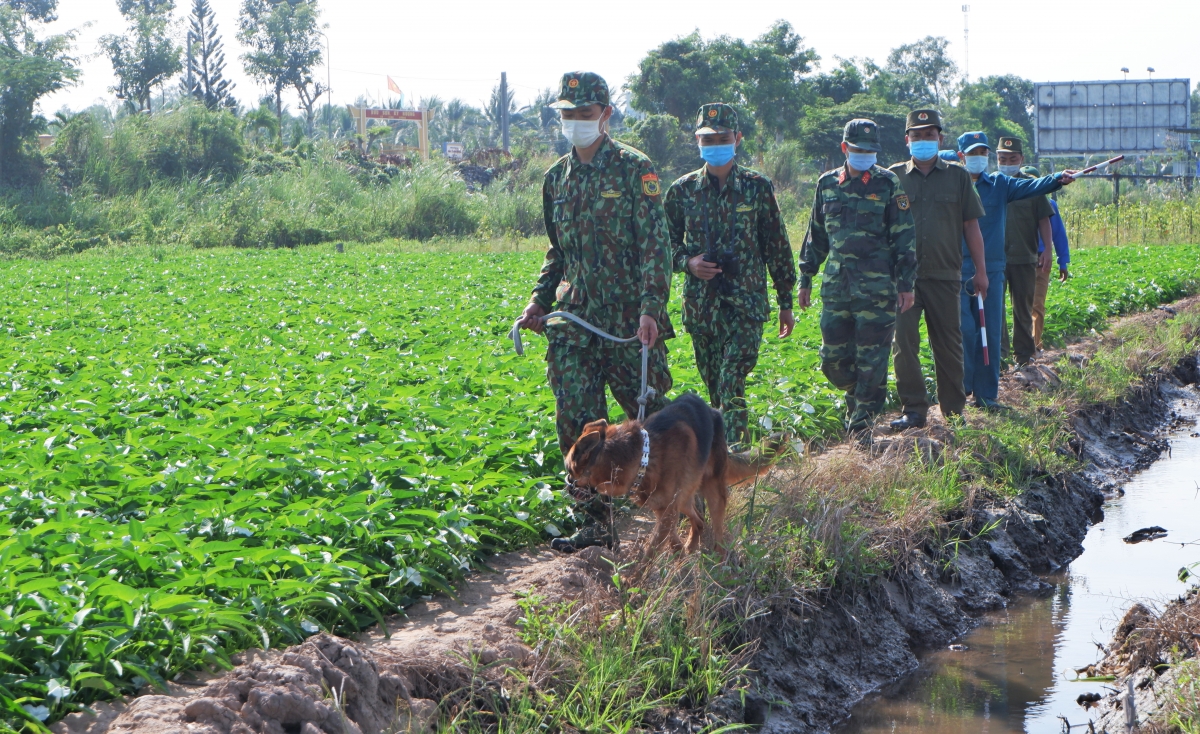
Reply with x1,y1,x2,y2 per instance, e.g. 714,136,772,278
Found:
566,421,607,473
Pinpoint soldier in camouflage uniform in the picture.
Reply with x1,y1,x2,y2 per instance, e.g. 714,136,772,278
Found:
516,71,673,552
664,103,796,451
800,119,917,441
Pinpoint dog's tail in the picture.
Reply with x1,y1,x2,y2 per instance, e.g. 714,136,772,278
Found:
725,450,773,487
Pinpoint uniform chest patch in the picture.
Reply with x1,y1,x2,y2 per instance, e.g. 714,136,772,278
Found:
641,173,660,197
896,194,911,211
600,190,622,199
736,204,753,212
865,193,880,201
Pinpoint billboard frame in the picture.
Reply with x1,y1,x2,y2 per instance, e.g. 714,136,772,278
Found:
1034,78,1191,158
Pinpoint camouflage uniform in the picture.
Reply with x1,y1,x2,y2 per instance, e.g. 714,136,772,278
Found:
801,119,918,432
664,103,795,448
533,71,675,455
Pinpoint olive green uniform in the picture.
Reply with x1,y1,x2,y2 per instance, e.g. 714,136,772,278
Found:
664,159,795,447
1002,168,1053,365
888,155,985,418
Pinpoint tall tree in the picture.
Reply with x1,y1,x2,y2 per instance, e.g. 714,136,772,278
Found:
238,0,323,135
628,31,738,122
181,0,234,109
733,20,817,142
884,36,959,108
973,74,1035,142
101,0,182,113
0,0,79,184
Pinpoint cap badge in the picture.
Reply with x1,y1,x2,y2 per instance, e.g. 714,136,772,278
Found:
864,126,872,133
1004,140,1013,147
568,78,579,88
709,109,718,117
918,112,929,121
974,133,981,139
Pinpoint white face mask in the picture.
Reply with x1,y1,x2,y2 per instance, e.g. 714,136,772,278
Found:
561,118,602,148
998,164,1021,176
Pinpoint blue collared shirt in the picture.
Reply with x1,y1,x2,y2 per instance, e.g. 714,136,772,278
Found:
962,172,1063,276
1037,199,1071,269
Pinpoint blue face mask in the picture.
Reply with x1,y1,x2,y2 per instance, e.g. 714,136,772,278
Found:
908,140,940,160
847,151,877,171
963,155,990,175
699,143,736,166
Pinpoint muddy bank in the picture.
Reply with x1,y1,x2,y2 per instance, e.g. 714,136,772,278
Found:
1080,524,1200,731
749,353,1200,733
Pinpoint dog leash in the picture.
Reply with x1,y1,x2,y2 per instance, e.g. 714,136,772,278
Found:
509,311,656,422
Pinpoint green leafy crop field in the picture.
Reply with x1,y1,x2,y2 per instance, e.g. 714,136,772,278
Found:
1,242,1198,727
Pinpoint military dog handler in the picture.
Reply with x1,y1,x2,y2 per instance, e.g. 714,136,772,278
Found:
516,71,674,552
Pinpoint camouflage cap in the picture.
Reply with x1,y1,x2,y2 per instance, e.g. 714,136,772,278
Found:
842,118,882,152
906,108,943,131
1020,165,1041,177
997,137,1025,155
957,130,990,153
548,71,610,109
695,103,738,134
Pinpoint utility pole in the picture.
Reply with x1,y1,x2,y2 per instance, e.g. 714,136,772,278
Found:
319,31,332,139
962,5,970,81
500,71,510,153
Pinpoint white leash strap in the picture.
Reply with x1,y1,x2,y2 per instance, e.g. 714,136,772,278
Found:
509,311,656,422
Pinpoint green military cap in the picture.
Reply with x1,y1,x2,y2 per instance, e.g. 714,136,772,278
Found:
842,118,882,152
548,71,610,109
997,137,1025,155
905,108,943,131
695,103,738,134
1020,165,1041,176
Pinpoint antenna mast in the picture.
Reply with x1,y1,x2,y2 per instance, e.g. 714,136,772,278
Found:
962,5,970,80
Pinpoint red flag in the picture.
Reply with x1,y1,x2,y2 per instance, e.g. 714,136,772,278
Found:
387,76,402,96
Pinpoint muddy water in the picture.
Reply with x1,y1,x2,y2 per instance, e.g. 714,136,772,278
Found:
842,401,1200,734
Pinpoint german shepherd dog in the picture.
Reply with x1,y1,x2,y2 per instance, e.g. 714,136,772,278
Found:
564,393,761,555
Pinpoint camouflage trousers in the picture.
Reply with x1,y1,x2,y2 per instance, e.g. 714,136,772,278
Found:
546,340,672,455
819,295,897,432
689,305,764,448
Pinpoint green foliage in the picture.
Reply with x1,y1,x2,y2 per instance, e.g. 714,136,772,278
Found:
881,36,960,108
100,0,182,113
949,84,1027,147
617,114,699,183
237,0,323,131
49,103,245,194
627,31,738,122
0,248,569,726
0,1,79,186
796,95,910,169
180,0,236,110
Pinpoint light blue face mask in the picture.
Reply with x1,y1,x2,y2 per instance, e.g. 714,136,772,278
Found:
847,151,877,171
908,140,940,160
699,143,736,166
963,155,990,175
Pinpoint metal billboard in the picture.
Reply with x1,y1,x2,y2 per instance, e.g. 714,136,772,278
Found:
1034,79,1191,156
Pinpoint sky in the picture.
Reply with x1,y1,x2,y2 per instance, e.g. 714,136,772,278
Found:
38,0,1200,116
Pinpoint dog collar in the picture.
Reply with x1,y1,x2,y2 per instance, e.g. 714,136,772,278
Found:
630,429,650,494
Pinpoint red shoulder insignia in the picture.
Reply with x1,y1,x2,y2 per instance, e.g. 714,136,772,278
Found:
861,171,871,184
837,169,847,184
641,172,660,196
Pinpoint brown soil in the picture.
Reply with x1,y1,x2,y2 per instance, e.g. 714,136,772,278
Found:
55,297,1200,734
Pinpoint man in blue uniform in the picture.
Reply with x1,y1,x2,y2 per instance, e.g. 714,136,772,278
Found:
956,132,1078,409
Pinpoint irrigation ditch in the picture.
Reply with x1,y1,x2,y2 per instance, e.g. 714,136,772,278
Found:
46,298,1200,734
